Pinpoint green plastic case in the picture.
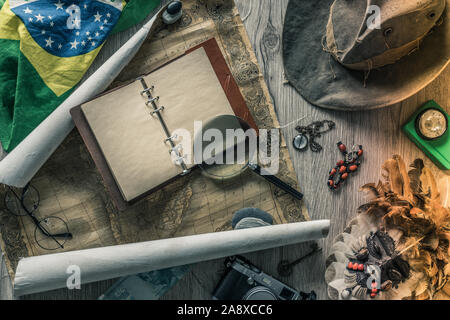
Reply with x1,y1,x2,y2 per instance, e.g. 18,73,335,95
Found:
402,100,450,170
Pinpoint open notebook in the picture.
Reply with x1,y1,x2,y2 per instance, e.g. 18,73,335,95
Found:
71,38,257,210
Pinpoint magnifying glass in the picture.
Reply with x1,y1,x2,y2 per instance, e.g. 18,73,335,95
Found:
193,114,303,201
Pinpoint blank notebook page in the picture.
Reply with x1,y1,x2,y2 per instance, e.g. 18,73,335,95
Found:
81,47,234,201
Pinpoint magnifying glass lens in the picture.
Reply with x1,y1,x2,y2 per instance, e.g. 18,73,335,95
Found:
194,114,257,180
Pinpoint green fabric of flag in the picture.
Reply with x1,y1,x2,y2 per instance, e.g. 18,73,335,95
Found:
112,0,161,34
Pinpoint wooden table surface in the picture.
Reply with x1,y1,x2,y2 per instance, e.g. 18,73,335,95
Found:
2,0,449,300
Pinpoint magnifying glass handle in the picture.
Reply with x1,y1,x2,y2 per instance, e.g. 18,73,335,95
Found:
249,164,304,201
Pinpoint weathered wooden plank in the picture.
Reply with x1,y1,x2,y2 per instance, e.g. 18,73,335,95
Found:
0,251,14,300
232,0,449,301
2,0,448,300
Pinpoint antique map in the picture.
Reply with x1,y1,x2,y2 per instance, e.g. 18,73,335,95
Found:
0,0,309,281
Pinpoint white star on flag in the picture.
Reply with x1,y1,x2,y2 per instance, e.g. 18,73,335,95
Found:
58,44,62,49
50,21,54,27
41,30,46,34
45,37,54,48
85,31,90,35
76,31,80,36
48,16,52,19
88,36,92,40
28,17,33,22
81,41,86,46
91,42,96,46
55,0,64,10
84,4,87,9
35,14,44,23
106,13,111,18
100,26,104,30
23,7,32,14
104,19,108,24
95,32,99,37
70,39,79,49
94,12,102,22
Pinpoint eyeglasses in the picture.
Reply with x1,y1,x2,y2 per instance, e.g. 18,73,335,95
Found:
3,184,72,250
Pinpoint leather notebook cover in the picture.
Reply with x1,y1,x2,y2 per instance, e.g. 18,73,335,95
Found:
71,38,257,210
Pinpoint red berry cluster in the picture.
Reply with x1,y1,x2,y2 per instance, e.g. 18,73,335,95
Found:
327,142,363,190
370,280,379,298
347,261,364,271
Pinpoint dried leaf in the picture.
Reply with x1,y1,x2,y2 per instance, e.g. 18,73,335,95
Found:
444,264,450,276
399,237,421,258
383,158,405,196
413,280,429,298
438,232,450,255
422,233,439,251
439,176,450,208
360,183,379,198
443,282,450,297
420,167,439,201
429,259,439,278
358,156,450,300
393,155,414,201
415,289,431,300
433,291,450,300
436,270,448,291
409,159,424,194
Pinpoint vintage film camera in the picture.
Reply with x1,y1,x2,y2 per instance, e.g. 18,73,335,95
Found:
212,256,316,300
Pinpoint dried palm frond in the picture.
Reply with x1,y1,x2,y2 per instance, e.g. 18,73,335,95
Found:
439,176,450,208
359,155,450,300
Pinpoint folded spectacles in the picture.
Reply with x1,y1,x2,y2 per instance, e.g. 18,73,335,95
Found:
4,184,72,251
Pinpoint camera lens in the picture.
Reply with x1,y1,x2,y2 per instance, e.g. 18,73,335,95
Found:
243,286,278,300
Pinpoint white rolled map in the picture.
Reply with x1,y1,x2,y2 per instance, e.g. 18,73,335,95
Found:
14,220,330,296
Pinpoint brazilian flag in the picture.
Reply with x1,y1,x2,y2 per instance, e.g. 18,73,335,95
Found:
0,0,160,152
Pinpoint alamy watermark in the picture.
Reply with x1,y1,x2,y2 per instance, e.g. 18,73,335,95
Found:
367,5,381,30
169,121,280,175
366,264,381,290
66,265,81,290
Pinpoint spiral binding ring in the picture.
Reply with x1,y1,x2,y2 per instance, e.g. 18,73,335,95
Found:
164,134,178,144
145,96,160,105
169,144,183,155
140,85,154,95
150,106,165,115
181,169,191,176
173,155,186,166
138,78,191,176
169,145,187,167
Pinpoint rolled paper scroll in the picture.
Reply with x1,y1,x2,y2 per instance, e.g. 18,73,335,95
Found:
14,220,330,296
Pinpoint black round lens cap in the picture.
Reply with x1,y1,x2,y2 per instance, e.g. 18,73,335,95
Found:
167,1,182,15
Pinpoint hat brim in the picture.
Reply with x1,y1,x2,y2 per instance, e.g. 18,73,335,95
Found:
282,0,449,110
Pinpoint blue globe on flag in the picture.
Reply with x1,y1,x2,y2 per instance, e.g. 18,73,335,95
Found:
9,0,123,57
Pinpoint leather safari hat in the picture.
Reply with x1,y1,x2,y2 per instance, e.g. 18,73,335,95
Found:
283,0,449,110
